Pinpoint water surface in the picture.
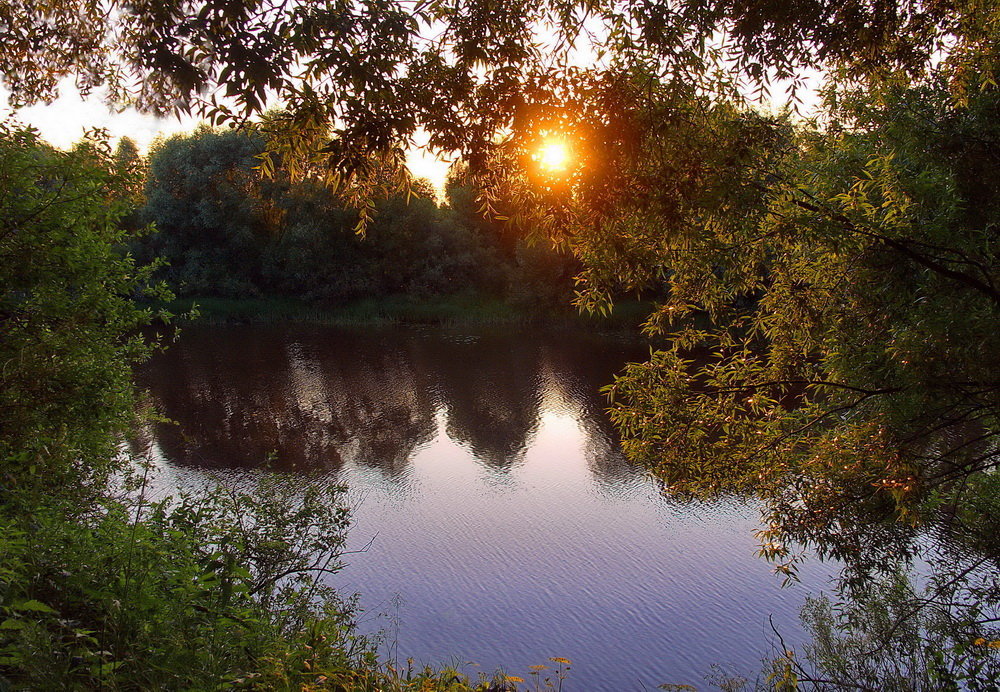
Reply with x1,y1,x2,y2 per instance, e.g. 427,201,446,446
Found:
136,324,835,690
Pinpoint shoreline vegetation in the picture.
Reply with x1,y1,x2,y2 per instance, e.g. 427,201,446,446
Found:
161,294,657,330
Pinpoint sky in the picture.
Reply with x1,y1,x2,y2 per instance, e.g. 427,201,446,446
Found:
1,82,196,153
1,80,454,193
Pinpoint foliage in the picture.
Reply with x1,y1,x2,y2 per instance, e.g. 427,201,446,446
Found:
793,575,1000,691
446,167,579,307
138,126,574,305
0,121,362,689
7,0,1000,686
0,120,542,690
7,0,999,215
0,475,365,689
445,44,1000,692
738,553,1000,692
365,191,504,297
541,64,1000,692
0,120,168,500
138,126,280,296
581,74,999,545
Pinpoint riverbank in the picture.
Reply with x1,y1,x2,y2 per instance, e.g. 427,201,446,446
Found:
161,294,655,330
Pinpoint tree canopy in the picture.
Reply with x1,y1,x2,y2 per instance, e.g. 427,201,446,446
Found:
5,0,1000,186
133,125,572,302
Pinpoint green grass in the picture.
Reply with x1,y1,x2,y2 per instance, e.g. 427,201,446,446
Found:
160,294,655,330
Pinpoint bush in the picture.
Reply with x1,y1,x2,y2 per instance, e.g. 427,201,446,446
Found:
0,473,366,689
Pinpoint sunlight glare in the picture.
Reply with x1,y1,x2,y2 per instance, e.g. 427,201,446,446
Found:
536,137,571,173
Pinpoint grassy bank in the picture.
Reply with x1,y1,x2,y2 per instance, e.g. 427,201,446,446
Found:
162,294,655,331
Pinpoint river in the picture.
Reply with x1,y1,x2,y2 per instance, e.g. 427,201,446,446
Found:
134,323,837,690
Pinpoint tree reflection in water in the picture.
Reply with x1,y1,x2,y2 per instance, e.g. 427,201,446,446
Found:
136,326,438,476
134,324,647,480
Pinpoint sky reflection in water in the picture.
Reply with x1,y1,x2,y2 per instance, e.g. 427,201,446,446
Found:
136,325,837,690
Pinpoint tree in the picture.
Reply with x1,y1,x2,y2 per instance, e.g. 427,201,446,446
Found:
426,56,999,684
525,69,999,688
139,127,518,301
0,121,166,499
582,73,1000,539
140,126,284,295
0,120,375,690
4,0,999,194
446,161,579,305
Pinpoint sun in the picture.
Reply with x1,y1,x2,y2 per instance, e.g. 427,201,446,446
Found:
535,137,571,173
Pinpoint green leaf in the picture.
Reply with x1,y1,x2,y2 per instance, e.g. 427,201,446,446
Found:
13,600,57,614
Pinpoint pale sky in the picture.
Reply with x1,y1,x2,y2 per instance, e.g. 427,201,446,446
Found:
1,80,453,193
1,81,197,152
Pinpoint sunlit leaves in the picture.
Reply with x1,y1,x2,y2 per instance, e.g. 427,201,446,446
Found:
7,0,1000,205
541,65,1000,607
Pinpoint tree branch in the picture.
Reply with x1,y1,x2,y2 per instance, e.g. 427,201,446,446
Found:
788,195,1000,306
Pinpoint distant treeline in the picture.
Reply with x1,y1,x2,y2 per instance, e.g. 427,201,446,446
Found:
128,127,578,306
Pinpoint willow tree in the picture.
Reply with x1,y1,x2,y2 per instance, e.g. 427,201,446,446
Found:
579,72,999,557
